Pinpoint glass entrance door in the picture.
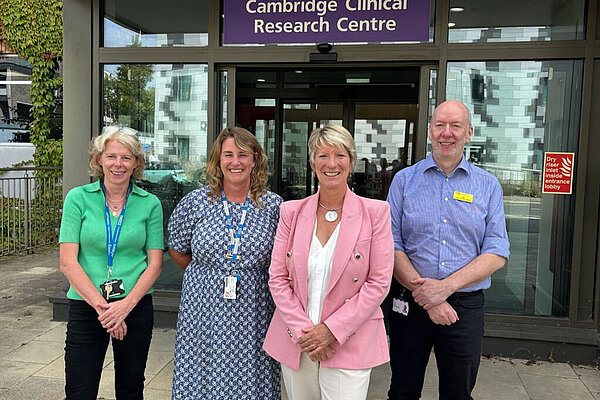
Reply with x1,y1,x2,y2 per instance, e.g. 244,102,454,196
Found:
282,102,343,200
235,66,425,201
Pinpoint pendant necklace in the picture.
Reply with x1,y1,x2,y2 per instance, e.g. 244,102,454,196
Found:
318,201,343,222
106,196,125,217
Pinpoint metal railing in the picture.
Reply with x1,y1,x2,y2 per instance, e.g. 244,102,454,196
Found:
0,167,62,256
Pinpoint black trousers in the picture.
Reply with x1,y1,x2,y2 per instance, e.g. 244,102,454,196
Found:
65,294,154,400
387,287,484,400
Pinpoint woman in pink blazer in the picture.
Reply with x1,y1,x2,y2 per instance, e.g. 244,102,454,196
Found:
263,124,394,400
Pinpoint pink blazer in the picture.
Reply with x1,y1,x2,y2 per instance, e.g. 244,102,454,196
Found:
263,188,394,370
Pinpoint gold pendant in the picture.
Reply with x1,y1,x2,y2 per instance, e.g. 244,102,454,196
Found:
112,210,118,217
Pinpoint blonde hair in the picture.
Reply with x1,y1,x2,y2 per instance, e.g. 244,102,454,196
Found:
89,127,145,180
308,124,357,169
206,127,269,206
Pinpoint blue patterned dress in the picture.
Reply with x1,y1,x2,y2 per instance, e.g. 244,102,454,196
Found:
168,187,282,400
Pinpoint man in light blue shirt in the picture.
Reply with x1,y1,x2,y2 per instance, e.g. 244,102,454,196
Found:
386,100,510,400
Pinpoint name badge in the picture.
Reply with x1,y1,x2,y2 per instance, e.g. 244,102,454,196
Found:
223,274,241,300
453,191,473,203
392,297,409,316
100,279,125,300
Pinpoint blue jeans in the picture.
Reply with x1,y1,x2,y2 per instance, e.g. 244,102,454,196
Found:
387,287,484,400
64,294,154,400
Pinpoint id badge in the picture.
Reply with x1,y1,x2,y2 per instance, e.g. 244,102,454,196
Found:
223,275,238,300
100,279,125,300
392,297,409,316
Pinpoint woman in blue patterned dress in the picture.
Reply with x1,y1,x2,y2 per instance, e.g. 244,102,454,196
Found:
168,127,282,399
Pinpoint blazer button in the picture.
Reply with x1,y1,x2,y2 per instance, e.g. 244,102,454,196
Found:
287,328,292,337
344,298,350,303
286,277,292,281
353,277,358,282
286,252,292,258
354,253,361,260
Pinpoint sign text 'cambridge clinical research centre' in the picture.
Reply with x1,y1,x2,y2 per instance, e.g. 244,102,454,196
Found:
223,0,431,45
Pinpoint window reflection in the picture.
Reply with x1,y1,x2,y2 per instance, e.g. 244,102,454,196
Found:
447,60,582,317
448,0,585,43
103,63,209,290
103,0,208,47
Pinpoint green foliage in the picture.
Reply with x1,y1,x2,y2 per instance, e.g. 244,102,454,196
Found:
0,0,63,173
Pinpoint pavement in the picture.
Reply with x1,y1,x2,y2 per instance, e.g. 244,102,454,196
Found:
0,247,599,400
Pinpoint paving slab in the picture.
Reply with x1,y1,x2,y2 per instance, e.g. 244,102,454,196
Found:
520,373,595,400
35,323,67,343
2,340,64,365
0,359,45,390
514,360,579,379
0,346,15,357
145,360,173,391
0,326,48,349
33,355,64,379
2,376,64,400
143,388,172,400
148,328,176,353
574,366,600,400
478,357,522,386
368,363,392,398
473,380,531,400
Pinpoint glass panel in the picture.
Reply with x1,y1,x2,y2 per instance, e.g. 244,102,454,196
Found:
103,63,209,291
282,103,343,200
236,98,276,189
0,56,32,143
353,104,417,200
236,71,277,89
220,70,228,130
103,0,208,47
448,0,585,43
446,60,582,317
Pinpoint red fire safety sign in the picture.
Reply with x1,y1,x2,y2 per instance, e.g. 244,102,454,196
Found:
542,152,575,194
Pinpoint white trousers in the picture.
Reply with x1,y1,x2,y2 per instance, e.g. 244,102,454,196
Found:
281,353,372,400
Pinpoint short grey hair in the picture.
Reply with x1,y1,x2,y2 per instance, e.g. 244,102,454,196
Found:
307,124,357,169
89,126,145,180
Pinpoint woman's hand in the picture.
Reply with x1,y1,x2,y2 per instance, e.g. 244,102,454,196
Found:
298,323,337,361
109,321,128,340
97,298,135,332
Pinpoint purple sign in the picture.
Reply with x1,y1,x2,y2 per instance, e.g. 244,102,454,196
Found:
224,0,430,45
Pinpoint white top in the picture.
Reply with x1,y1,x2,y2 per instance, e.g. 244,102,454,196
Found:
306,220,341,325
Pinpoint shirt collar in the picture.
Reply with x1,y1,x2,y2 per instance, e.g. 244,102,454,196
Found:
83,180,148,196
423,154,471,177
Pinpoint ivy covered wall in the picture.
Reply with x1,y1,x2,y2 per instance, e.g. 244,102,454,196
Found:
0,0,63,170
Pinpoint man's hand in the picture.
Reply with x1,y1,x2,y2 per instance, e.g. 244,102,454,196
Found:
411,277,454,309
427,301,459,325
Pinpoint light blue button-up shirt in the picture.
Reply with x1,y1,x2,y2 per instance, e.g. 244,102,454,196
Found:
387,155,510,292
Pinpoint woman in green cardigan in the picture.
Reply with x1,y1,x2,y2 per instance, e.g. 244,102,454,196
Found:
59,127,164,399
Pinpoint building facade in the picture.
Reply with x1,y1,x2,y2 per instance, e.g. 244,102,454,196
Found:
62,0,600,363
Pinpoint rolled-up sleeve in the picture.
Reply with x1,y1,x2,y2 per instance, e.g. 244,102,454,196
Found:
387,174,405,252
481,181,510,259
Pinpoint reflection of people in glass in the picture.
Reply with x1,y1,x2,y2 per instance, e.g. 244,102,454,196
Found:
379,158,393,200
288,165,298,185
264,124,393,400
148,150,159,169
353,157,369,196
168,127,282,399
59,127,164,399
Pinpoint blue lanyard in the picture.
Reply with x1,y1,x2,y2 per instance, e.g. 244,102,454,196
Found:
221,190,250,264
103,184,131,277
